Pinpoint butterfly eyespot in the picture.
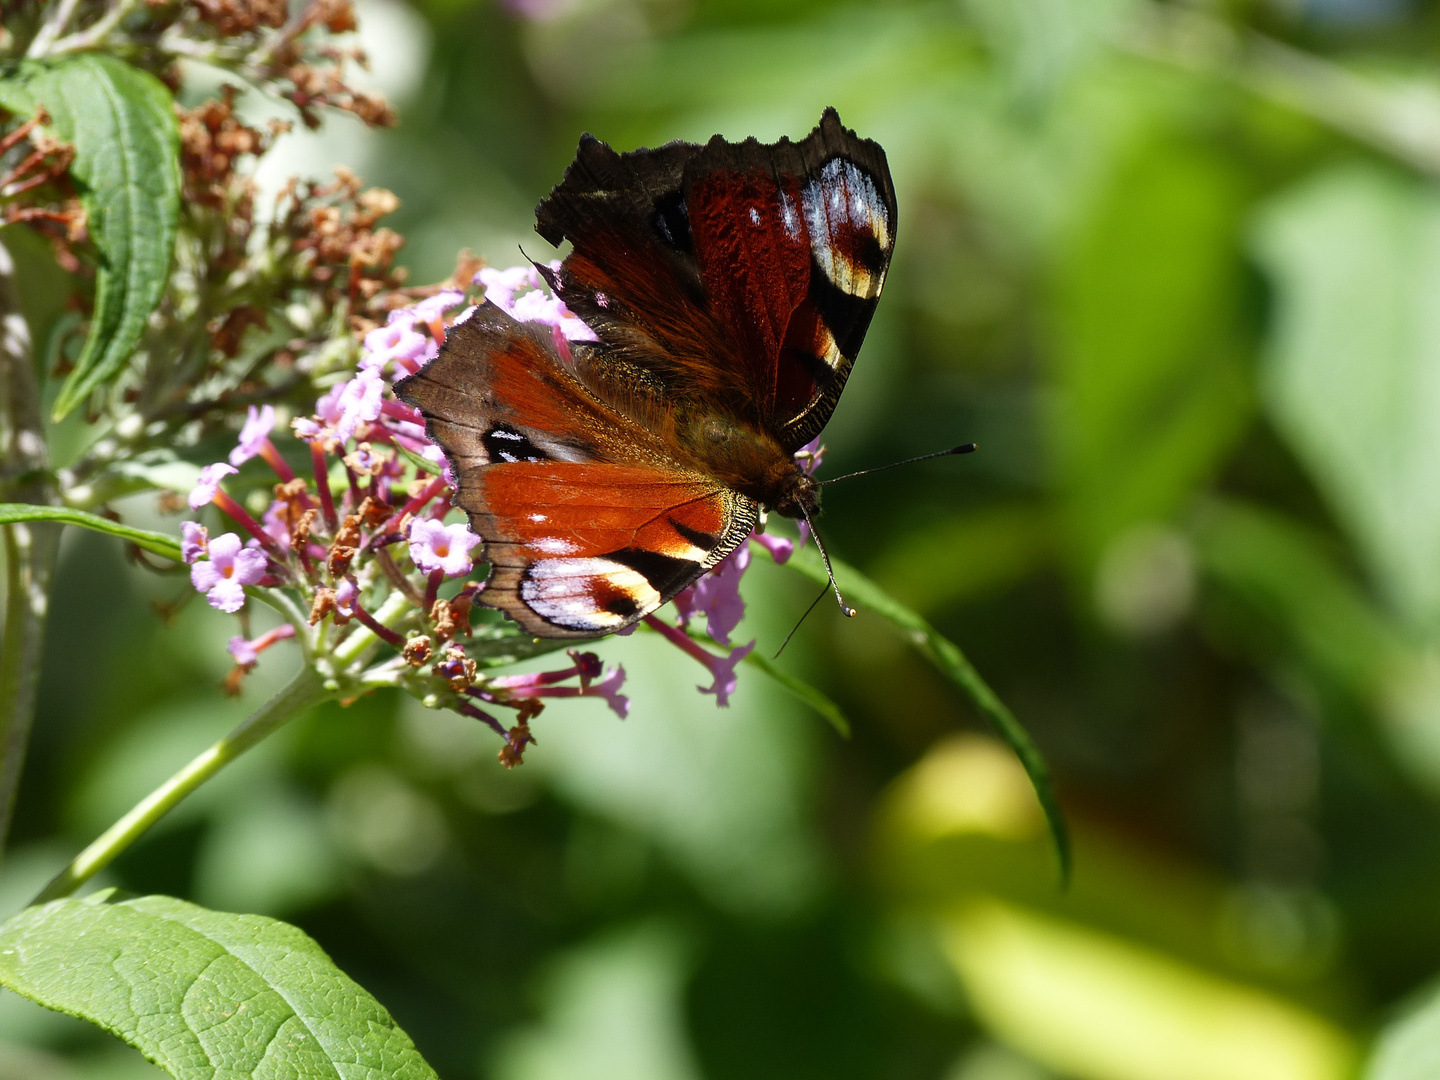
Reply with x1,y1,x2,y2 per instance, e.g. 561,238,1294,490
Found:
483,425,547,464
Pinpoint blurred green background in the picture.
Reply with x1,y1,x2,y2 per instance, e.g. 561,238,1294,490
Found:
14,0,1440,1076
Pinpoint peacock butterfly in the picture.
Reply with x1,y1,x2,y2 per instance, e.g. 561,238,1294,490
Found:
396,108,896,639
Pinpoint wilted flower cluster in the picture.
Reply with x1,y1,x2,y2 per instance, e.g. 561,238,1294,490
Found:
179,264,813,762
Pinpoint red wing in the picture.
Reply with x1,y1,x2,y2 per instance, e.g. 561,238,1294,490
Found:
535,107,896,452
472,464,755,638
395,304,757,639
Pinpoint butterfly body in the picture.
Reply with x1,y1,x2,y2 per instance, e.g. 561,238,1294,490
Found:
397,109,895,639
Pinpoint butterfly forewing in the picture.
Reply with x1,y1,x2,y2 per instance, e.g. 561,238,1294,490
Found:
396,304,758,638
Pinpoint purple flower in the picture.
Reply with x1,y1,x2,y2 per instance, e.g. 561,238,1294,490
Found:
411,289,466,323
586,663,630,718
228,635,259,667
699,641,754,707
476,265,540,311
190,532,267,613
260,500,292,547
181,521,209,565
228,405,276,466
361,320,430,375
188,462,238,509
643,615,754,708
476,264,597,343
335,577,358,617
673,543,749,646
332,368,384,443
749,532,794,564
408,518,481,576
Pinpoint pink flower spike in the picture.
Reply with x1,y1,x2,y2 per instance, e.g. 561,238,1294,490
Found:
642,614,753,708
587,663,630,718
361,320,429,375
672,544,749,646
227,635,258,668
408,519,481,577
228,623,296,670
181,521,208,565
190,532,268,613
188,462,238,509
229,405,276,466
750,531,795,564
333,369,384,444
411,289,465,323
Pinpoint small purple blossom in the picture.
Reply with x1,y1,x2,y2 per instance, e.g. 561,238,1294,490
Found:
411,289,466,323
408,518,481,576
749,532,794,564
229,405,276,466
227,635,259,667
674,543,749,646
361,320,430,375
181,521,209,565
190,532,268,613
477,263,597,342
585,663,630,718
333,368,385,443
335,577,358,617
188,462,238,509
644,615,754,708
260,500,292,547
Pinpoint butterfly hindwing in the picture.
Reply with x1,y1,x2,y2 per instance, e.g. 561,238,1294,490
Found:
537,107,896,452
395,304,758,638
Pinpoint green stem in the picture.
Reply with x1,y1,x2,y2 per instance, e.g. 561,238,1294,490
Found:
0,238,59,865
33,666,331,904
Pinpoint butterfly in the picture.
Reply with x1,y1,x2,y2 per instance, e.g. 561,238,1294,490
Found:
396,107,897,639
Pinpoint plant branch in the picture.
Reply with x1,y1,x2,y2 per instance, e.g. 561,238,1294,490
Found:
33,665,331,903
0,238,60,865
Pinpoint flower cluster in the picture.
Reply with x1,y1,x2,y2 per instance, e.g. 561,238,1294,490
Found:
179,263,814,758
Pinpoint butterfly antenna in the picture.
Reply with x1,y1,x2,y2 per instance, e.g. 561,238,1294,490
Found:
800,504,856,620
774,582,831,658
819,442,977,486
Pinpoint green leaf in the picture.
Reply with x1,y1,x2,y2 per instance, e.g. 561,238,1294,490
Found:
1252,163,1440,631
6,55,181,420
0,503,181,560
0,893,440,1080
1053,135,1252,571
743,649,851,737
771,544,1070,882
1367,977,1440,1080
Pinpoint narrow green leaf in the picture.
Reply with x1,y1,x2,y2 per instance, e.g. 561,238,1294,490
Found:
8,55,180,420
0,893,440,1080
771,544,1071,882
743,649,851,737
0,503,181,560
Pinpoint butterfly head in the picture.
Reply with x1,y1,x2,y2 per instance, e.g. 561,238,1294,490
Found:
772,467,820,521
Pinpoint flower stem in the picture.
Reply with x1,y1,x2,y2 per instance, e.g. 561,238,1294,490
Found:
32,666,331,904
0,239,59,866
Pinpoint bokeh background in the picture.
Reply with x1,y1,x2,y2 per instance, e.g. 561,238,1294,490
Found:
9,0,1440,1076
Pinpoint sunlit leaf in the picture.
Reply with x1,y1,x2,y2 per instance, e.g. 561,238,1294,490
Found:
1367,977,1440,1080
5,55,181,420
0,503,181,561
1252,162,1440,630
0,893,440,1080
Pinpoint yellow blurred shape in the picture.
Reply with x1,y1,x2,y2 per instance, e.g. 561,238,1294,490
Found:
884,734,1045,842
939,898,1357,1080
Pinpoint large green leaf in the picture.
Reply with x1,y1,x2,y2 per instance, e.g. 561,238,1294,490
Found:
1367,980,1440,1080
773,544,1070,882
6,55,180,420
0,892,440,1080
1053,134,1252,572
1252,163,1440,631
0,503,181,560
